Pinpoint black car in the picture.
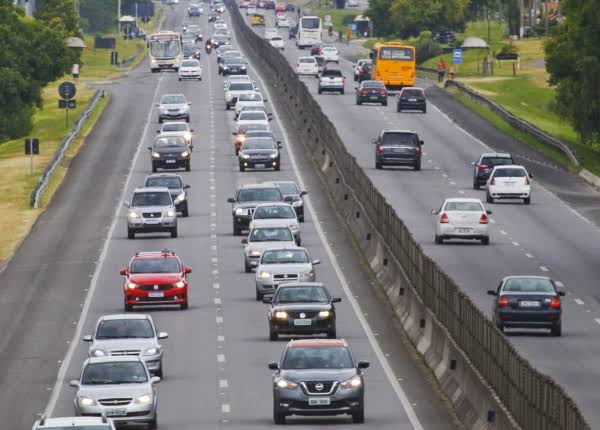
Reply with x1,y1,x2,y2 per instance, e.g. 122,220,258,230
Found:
268,339,369,424
218,56,247,75
355,80,388,106
373,130,423,170
210,33,229,47
471,152,514,189
183,45,201,60
149,135,192,172
188,5,201,16
270,180,307,222
239,137,282,171
145,173,191,217
216,45,236,62
285,3,294,11
264,283,340,340
310,43,322,56
227,184,291,235
357,62,372,82
314,55,326,69
396,87,427,113
208,11,219,21
264,0,275,9
488,276,564,336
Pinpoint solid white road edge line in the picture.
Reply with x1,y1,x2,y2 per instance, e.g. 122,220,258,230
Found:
44,73,166,417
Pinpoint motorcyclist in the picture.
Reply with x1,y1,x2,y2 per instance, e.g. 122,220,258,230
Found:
205,39,213,54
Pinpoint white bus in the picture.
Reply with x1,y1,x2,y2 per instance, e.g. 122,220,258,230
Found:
296,16,322,49
149,31,183,72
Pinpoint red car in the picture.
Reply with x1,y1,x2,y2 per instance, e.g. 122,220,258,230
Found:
120,249,192,311
275,4,286,12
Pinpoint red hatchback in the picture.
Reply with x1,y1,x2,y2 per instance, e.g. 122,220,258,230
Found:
120,249,192,311
275,4,286,12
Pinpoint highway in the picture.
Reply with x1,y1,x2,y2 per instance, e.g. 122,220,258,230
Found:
247,8,600,426
0,3,462,429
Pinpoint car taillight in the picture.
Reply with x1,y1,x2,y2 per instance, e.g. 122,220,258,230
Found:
525,176,530,185
479,213,488,224
498,295,510,307
477,164,488,172
360,89,368,94
380,89,387,95
440,212,449,223
415,146,421,154
343,76,346,81
550,296,561,309
358,66,363,73
377,144,385,154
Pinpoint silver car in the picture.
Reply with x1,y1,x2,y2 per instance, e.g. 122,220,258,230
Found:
156,121,194,146
33,416,115,430
83,314,168,377
125,187,178,239
255,248,320,300
242,226,297,273
70,356,160,428
225,80,259,110
156,93,191,123
249,203,300,245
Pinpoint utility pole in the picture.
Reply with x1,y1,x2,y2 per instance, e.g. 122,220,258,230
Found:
117,0,122,33
519,0,524,38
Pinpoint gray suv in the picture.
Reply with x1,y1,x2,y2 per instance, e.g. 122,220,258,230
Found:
83,314,168,378
156,94,191,123
145,173,191,217
126,187,178,239
70,356,160,428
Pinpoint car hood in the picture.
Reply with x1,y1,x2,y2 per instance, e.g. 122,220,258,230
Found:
78,383,152,400
128,273,182,284
238,120,269,127
246,241,297,253
222,62,245,67
240,149,277,156
279,368,357,383
180,66,201,71
129,205,173,213
90,338,158,353
250,219,296,230
271,303,331,312
159,104,187,110
258,262,312,273
153,146,188,154
228,89,256,96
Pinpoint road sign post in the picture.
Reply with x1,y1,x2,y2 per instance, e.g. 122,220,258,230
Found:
58,81,77,128
24,138,39,175
452,48,462,73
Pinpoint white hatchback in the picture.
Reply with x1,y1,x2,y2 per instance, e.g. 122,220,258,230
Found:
237,109,271,129
269,36,285,50
321,46,339,63
296,56,318,75
178,59,202,81
432,198,491,245
276,16,290,27
235,92,266,118
486,165,532,204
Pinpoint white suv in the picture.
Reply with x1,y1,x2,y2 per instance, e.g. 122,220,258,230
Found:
486,165,532,204
318,66,345,94
296,56,318,76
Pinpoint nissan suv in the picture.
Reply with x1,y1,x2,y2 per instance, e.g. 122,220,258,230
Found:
373,130,424,170
145,173,191,217
156,94,191,123
318,66,345,95
268,339,369,424
120,249,192,311
227,183,290,235
125,187,178,239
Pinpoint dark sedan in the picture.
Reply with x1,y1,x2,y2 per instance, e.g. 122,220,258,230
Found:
488,276,564,336
355,80,387,106
271,180,307,222
145,173,191,217
239,137,282,171
263,283,340,340
310,43,322,56
471,152,514,189
218,56,247,75
208,11,219,21
149,135,192,172
396,87,427,113
268,339,369,424
373,130,423,170
183,46,201,60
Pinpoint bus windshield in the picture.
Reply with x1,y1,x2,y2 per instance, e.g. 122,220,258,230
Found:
150,39,181,59
301,17,320,29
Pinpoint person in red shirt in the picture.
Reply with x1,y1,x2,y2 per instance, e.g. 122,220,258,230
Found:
438,57,446,82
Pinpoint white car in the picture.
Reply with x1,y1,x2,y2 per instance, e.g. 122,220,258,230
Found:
242,226,298,272
269,36,285,50
157,121,194,145
214,22,228,31
275,12,286,20
247,5,257,14
432,198,491,245
224,74,252,90
264,28,279,40
237,109,271,129
296,56,319,75
249,203,301,244
225,80,259,110
32,416,116,430
178,59,202,81
321,46,339,63
276,16,290,27
486,165,532,204
235,92,267,118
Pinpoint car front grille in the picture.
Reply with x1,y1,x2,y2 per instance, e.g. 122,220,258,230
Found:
110,349,141,356
142,212,162,218
98,398,132,406
287,310,318,318
138,284,173,291
302,381,337,395
273,273,299,281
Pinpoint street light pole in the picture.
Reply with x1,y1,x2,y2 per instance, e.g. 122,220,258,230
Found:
118,0,122,33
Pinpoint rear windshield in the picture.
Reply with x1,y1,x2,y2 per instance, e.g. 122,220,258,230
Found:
161,123,187,132
301,17,320,29
322,69,342,77
379,47,414,61
254,205,295,219
239,111,266,120
481,156,513,166
223,57,242,64
237,187,282,202
282,346,353,369
401,89,423,97
238,124,268,133
161,95,186,104
182,60,199,67
299,58,316,64
444,201,483,212
243,139,276,149
493,167,526,177
381,133,418,146
363,81,385,88
503,278,555,293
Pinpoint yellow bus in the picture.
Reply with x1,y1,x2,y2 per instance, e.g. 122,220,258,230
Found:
371,42,416,90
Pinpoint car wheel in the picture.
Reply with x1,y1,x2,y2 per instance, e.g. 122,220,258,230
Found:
274,163,281,171
178,77,181,81
496,320,504,332
239,163,245,172
273,407,286,424
413,161,421,171
199,77,202,81
185,116,190,123
382,100,388,106
295,238,301,246
269,325,278,340
481,236,490,245
185,161,191,172
124,301,133,312
396,105,401,113
435,235,443,244
524,196,531,205
352,408,365,424
473,180,480,190
375,162,382,170
158,117,163,123
356,98,361,105
225,103,230,110
233,223,241,236
170,227,178,238
340,89,344,95
318,88,322,94
551,322,562,337
180,302,189,310
182,204,189,218
235,148,240,155
256,288,264,301
245,259,252,273
148,414,158,430
127,228,135,239
423,106,427,113
486,192,494,204
327,328,336,339
152,163,157,173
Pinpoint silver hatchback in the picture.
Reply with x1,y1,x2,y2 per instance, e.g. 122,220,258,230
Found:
70,356,160,428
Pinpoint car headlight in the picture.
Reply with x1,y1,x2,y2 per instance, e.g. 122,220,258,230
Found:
258,271,271,279
237,135,246,142
127,282,138,290
235,208,248,216
275,377,297,389
241,153,250,159
184,132,192,141
226,93,233,101
152,152,161,159
181,151,190,158
292,200,303,207
223,66,229,70
240,65,247,69
128,211,140,219
274,311,288,320
319,310,331,318
174,280,186,288
143,347,161,356
174,192,185,203
249,250,261,257
165,209,176,217
90,348,106,357
269,153,278,158
135,394,153,404
340,375,362,389
79,396,96,406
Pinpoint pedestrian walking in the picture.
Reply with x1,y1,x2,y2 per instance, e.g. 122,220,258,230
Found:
437,57,446,83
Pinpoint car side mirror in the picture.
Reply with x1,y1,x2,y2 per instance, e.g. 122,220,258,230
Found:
486,210,492,215
312,259,320,265
69,379,80,388
264,99,268,102
156,130,160,133
268,361,279,370
262,297,272,304
184,185,191,189
83,335,93,342
120,268,128,276
487,290,497,296
300,190,307,196
470,161,476,166
419,140,424,146
158,331,169,339
332,297,342,303
529,174,533,178
151,376,161,385
227,198,235,203
187,102,192,105
147,147,153,151
190,129,195,132
357,361,370,369
241,239,248,244
431,209,439,215
184,266,192,274
558,291,566,296
278,143,283,149
283,196,293,203
123,201,130,208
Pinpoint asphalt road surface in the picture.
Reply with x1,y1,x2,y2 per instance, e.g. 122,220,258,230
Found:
0,3,463,430
248,9,600,427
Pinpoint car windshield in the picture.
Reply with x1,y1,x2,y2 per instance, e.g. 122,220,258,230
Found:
254,205,295,219
154,136,186,147
282,346,353,369
44,427,111,430
299,58,315,64
363,81,385,88
322,69,342,77
182,60,199,67
96,319,154,339
161,123,187,132
301,17,320,29
244,139,276,150
161,95,186,104
146,176,183,189
239,112,266,120
275,183,298,196
239,93,262,102
130,257,180,273
249,227,293,242
262,250,309,265
503,278,555,293
230,83,255,91
481,156,513,166
379,47,414,61
82,362,148,385
493,168,526,177
131,192,172,207
274,286,328,303
401,89,423,97
322,47,337,52
381,133,418,146
213,35,227,41
150,39,180,59
444,201,483,211
224,51,242,57
224,57,242,64
237,188,282,202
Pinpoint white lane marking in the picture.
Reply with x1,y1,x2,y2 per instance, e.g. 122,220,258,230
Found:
216,316,224,324
220,379,229,388
217,354,226,363
458,190,465,195
526,253,534,259
512,241,519,246
213,282,220,289
539,266,549,272
449,181,456,186
245,46,425,430
574,299,585,305
217,335,225,342
44,74,166,417
221,404,231,413
489,218,496,224
214,297,222,305
499,230,507,235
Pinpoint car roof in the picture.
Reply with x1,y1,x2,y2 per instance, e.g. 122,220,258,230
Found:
502,275,552,282
254,202,293,208
400,87,424,91
160,93,186,99
87,355,142,364
133,186,171,194
145,173,183,179
444,197,484,203
238,183,281,190
99,313,151,321
480,152,512,158
36,416,112,427
288,339,347,348
130,249,180,260
492,164,525,170
277,281,324,289
381,129,417,134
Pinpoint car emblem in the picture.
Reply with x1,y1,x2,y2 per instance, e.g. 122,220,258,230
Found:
154,285,159,290
113,400,119,404
300,313,305,318
315,383,324,391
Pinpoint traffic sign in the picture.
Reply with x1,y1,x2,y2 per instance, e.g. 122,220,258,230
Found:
24,138,39,155
324,14,331,22
58,81,76,100
350,23,357,32
58,99,77,109
452,48,463,64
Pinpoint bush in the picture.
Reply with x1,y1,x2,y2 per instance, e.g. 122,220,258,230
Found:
498,41,519,55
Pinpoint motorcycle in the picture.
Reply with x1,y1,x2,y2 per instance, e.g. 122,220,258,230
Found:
205,41,213,54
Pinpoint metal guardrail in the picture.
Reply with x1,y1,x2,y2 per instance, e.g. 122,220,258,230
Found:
30,89,105,208
227,3,590,429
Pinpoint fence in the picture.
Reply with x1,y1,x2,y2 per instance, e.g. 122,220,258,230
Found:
227,2,590,429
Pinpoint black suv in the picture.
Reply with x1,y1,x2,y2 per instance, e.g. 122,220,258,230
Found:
268,339,369,424
227,184,291,235
239,137,282,171
471,152,514,189
373,130,424,170
396,87,426,113
145,173,191,217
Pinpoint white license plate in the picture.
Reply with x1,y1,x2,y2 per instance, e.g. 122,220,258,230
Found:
409,98,417,102
149,292,164,298
456,228,472,234
294,319,312,326
166,159,176,164
144,219,160,224
519,301,540,308
309,397,330,406
392,147,406,153
254,163,265,169
370,96,378,100
105,408,127,417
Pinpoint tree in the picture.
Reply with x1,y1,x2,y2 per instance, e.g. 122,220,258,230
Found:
545,0,600,142
366,0,396,37
35,0,80,36
79,0,117,34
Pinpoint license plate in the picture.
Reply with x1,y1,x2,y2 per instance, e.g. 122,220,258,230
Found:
294,319,312,326
149,291,164,298
166,159,176,164
456,228,472,234
370,96,378,100
392,147,406,153
409,98,417,102
519,301,540,308
144,219,160,224
105,408,127,417
309,397,330,406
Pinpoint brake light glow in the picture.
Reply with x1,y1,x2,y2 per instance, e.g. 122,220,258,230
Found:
550,296,561,309
479,213,488,224
440,212,449,223
498,295,510,307
380,89,387,95
477,164,488,172
415,145,421,154
377,144,385,154
360,89,368,94
490,177,496,186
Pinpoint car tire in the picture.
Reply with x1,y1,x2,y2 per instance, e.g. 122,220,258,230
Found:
235,148,240,156
375,162,382,170
239,163,245,172
296,237,301,246
486,192,493,203
396,105,401,113
383,100,388,106
180,302,189,310
199,77,202,81
413,161,421,171
170,227,178,238
274,163,281,172
233,223,241,236
496,320,504,332
352,408,365,424
256,288,264,301
481,236,490,245
245,259,252,273
185,161,191,172
127,228,135,239
178,77,181,81
273,407,286,425
182,204,189,217
226,103,230,110
124,301,133,312
152,163,157,173
473,180,480,190
551,322,562,337
318,88,322,94
269,326,278,340
156,365,163,379
327,328,336,339
340,89,344,95
356,98,361,105
435,235,443,244
158,117,163,123
185,116,190,123
148,414,158,430
423,106,427,113
524,196,531,205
